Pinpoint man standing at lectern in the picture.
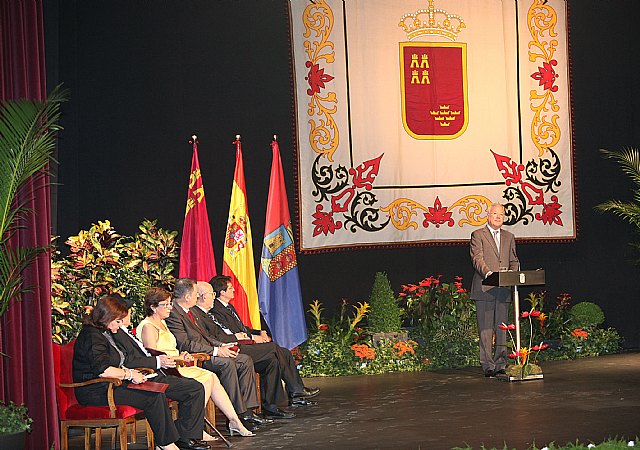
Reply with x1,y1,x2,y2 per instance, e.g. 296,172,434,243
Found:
470,203,520,378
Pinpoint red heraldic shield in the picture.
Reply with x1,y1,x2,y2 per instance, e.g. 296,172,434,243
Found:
400,42,468,140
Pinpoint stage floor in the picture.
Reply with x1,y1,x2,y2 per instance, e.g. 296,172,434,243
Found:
68,352,640,449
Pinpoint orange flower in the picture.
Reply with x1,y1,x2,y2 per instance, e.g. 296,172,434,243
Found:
393,341,416,357
351,343,375,360
571,328,588,340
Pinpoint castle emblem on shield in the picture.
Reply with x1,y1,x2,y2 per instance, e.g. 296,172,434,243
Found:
399,0,468,140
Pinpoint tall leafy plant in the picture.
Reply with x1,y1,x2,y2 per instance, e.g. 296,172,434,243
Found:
0,87,66,318
595,147,640,263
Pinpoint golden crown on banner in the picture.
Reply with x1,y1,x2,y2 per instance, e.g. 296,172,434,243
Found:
398,0,466,41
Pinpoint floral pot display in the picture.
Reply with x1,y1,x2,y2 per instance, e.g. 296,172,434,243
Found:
0,430,26,450
371,331,409,347
0,402,32,450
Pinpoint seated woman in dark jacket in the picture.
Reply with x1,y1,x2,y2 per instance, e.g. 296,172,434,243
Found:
72,295,210,450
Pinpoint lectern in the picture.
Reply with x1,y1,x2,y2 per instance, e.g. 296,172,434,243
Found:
483,269,545,380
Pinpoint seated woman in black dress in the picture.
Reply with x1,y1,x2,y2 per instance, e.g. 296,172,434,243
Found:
72,295,210,450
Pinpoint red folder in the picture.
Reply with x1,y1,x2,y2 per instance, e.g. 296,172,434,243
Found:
127,381,169,393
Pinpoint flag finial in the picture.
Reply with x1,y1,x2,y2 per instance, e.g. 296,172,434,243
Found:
235,134,241,140
192,134,197,140
273,134,278,141
189,135,199,145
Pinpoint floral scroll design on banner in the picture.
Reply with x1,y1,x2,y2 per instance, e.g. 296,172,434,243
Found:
528,0,561,157
492,148,563,226
303,0,339,162
311,154,390,236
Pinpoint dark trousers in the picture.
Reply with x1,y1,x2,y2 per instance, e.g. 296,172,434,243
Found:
157,373,206,440
205,353,258,414
475,289,511,372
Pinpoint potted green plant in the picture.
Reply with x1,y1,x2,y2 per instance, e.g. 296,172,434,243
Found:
367,272,406,346
0,401,32,449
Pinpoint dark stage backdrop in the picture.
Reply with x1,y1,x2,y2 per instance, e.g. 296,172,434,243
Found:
45,0,640,348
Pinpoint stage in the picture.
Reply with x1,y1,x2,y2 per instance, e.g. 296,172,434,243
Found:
69,352,640,449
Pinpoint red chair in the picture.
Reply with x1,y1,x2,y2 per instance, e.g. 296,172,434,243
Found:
53,341,154,450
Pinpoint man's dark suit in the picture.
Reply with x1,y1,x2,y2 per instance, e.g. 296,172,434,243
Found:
112,328,206,441
191,306,286,409
165,303,258,414
209,299,305,397
470,225,519,372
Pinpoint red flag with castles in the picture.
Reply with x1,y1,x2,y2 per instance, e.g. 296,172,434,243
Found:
179,136,217,281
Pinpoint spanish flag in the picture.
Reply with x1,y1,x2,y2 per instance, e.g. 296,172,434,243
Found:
222,136,260,328
179,136,217,281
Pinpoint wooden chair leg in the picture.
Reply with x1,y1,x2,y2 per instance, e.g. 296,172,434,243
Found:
206,399,216,427
131,419,137,443
145,419,154,450
61,423,69,450
84,428,91,450
111,427,117,449
255,373,262,414
95,428,102,450
119,422,129,450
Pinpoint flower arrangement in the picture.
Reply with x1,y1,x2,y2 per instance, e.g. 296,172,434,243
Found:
51,219,179,343
500,292,549,379
399,275,479,369
298,299,424,376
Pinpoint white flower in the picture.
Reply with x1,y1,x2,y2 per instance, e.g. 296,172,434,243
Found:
587,444,596,449
541,447,549,450
628,441,635,447
360,362,367,369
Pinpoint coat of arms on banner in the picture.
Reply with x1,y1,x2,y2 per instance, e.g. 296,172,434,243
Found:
399,1,467,140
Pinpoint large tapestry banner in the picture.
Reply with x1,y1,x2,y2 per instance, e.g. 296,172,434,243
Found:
290,0,574,252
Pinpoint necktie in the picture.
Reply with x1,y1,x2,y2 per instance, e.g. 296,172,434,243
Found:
187,310,205,335
493,230,500,248
208,312,234,335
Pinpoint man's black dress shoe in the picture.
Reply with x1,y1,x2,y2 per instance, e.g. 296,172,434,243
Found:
290,386,320,399
494,368,507,378
263,408,295,419
484,369,495,378
289,397,318,407
175,438,211,450
241,411,273,426
304,386,320,397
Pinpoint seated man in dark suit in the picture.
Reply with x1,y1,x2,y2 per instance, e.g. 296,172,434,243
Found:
111,295,211,450
165,278,277,427
206,276,320,406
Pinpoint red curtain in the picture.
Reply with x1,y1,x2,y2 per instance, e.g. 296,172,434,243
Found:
0,1,60,449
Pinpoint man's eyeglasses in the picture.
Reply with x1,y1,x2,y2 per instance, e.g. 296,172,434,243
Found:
157,302,173,308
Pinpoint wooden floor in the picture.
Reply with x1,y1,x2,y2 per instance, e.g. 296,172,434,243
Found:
68,352,640,450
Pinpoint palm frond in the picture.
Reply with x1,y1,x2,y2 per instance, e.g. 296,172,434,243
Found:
599,147,640,188
595,200,640,228
0,85,67,317
0,86,67,241
0,244,49,317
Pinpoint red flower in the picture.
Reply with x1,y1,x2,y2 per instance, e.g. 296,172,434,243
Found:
531,343,549,351
530,310,541,317
398,292,407,297
499,323,516,331
508,352,518,359
305,61,334,96
318,323,329,332
419,278,432,287
530,59,559,92
311,205,342,236
521,311,530,318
